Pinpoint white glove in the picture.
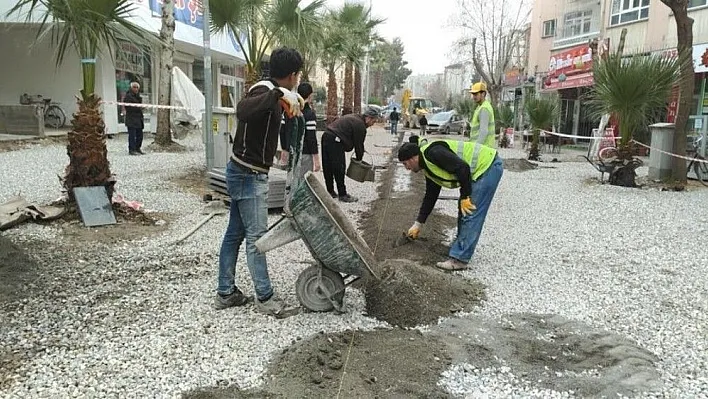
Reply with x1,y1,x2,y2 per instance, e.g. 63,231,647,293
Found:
278,87,304,117
407,221,422,239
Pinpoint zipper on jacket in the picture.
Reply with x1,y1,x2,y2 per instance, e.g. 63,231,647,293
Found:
262,111,272,163
241,122,248,157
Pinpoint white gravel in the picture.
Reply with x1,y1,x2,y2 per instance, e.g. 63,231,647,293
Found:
3,130,707,398
433,146,708,397
0,129,394,398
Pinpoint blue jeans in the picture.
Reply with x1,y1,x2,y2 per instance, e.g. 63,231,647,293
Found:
217,161,272,300
449,156,503,263
391,121,398,135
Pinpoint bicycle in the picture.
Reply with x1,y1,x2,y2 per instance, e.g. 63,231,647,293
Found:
687,134,708,186
20,94,67,129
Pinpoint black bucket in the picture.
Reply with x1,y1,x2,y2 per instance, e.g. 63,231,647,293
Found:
346,156,375,182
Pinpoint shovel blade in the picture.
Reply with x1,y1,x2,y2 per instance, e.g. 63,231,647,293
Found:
393,233,414,248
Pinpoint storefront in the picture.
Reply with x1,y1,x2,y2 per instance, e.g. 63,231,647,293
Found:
0,0,246,136
541,41,609,137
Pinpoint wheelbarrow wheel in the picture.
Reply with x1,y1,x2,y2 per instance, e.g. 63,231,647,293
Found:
295,265,345,312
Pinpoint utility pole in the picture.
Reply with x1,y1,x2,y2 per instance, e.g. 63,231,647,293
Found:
203,0,214,170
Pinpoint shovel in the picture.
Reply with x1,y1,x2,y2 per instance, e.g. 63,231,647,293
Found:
393,232,416,248
172,200,229,245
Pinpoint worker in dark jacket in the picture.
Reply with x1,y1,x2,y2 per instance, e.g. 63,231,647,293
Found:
321,107,379,202
278,82,320,177
216,47,304,317
398,137,503,271
123,81,144,155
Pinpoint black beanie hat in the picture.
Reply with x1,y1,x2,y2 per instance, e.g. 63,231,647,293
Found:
398,142,420,162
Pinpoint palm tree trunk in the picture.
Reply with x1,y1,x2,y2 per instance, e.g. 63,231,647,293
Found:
667,4,695,183
342,61,353,115
64,95,112,200
354,65,362,114
326,67,338,124
155,0,175,146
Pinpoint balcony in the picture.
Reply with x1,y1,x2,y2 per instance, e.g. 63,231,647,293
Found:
552,9,601,50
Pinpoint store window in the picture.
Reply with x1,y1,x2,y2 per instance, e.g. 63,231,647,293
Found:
689,0,707,8
193,60,205,93
115,41,152,125
610,0,649,26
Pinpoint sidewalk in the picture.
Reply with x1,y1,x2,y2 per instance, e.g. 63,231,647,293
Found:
0,128,70,142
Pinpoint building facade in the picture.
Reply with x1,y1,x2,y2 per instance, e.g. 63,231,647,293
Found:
0,0,247,135
528,0,708,136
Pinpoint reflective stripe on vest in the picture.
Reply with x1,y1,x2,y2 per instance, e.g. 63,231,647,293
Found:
419,139,497,188
469,100,496,148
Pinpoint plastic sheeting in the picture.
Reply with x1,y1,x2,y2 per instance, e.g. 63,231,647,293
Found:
171,66,205,139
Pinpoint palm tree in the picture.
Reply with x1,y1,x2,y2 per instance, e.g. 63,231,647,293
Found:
585,52,682,159
496,104,514,148
274,3,326,83
334,3,383,115
210,0,324,86
319,10,355,123
525,95,560,161
8,0,148,200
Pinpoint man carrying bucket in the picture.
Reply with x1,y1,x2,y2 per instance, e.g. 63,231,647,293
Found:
321,107,379,202
397,138,503,271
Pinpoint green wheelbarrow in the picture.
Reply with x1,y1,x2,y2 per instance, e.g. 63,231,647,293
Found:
255,172,380,312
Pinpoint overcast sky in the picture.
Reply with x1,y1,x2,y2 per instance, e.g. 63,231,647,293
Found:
320,0,462,76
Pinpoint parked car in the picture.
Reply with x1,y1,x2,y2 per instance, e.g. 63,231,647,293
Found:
426,110,468,135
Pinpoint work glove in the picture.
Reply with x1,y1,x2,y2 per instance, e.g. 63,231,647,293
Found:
459,197,476,216
407,221,422,239
313,154,321,172
278,87,304,118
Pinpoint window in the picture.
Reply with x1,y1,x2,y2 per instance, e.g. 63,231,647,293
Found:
542,19,556,37
689,0,707,8
115,41,152,125
610,0,649,26
563,10,593,37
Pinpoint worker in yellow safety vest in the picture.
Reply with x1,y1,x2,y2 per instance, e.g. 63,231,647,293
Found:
398,137,503,271
468,82,496,148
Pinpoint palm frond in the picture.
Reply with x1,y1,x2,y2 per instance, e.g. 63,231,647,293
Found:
585,52,684,145
525,95,560,132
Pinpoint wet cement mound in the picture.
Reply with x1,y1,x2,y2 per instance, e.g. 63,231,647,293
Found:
433,313,662,397
362,259,485,328
184,329,452,399
503,158,538,172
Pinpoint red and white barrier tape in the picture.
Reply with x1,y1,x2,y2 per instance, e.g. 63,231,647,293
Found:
100,100,202,111
539,129,708,164
631,140,708,164
540,129,621,141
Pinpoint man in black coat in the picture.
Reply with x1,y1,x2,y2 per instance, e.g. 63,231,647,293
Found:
123,81,145,155
321,107,379,202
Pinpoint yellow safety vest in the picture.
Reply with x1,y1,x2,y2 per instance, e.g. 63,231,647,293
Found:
419,139,497,188
469,100,496,148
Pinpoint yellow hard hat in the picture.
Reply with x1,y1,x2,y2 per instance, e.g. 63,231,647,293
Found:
469,82,487,94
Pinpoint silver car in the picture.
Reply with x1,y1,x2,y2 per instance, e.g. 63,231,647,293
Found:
426,111,468,135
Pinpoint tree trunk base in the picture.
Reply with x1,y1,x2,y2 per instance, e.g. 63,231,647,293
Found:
608,159,642,188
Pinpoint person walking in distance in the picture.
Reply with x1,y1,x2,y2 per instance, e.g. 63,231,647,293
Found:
389,107,400,136
468,82,496,148
215,47,305,317
418,114,428,136
123,81,144,155
321,107,379,202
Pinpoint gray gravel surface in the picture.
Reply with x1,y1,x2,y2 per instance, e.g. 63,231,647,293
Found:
2,131,707,398
433,146,708,397
0,130,392,398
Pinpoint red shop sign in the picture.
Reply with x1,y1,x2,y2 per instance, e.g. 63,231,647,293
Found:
548,44,593,79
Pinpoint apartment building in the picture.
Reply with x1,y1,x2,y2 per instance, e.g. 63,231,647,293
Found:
528,0,708,136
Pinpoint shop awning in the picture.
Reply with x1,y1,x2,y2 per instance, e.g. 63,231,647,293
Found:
542,72,594,91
